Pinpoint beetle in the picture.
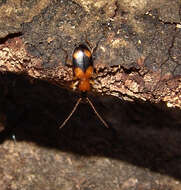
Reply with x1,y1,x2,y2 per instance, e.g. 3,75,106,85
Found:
72,44,93,92
59,43,109,129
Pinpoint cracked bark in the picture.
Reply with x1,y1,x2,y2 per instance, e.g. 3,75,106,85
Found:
0,0,180,108
0,0,181,190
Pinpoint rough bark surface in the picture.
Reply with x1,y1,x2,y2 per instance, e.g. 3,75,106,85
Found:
0,0,180,106
0,0,181,190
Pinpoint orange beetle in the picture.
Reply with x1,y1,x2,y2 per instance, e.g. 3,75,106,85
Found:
72,44,93,92
59,44,109,129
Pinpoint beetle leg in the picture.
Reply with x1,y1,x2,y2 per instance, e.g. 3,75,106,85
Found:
70,80,79,91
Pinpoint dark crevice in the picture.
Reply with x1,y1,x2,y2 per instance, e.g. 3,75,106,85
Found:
120,65,140,74
0,32,23,44
158,23,179,78
110,0,119,19
0,67,181,180
159,20,181,25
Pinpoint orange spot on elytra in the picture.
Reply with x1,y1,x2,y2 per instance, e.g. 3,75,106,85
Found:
85,66,93,78
74,67,85,79
73,50,81,60
84,49,91,58
74,66,93,92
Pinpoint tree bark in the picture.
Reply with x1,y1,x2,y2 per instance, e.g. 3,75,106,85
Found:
0,0,180,107
0,1,181,190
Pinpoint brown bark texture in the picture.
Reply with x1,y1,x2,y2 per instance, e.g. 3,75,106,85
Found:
0,0,181,190
0,0,180,107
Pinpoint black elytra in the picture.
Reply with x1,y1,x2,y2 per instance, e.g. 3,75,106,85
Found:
72,44,93,73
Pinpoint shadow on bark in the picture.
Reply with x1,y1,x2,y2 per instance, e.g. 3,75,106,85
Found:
0,72,181,180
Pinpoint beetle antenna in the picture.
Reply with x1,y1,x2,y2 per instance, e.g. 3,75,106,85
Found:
59,98,82,129
86,97,109,128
